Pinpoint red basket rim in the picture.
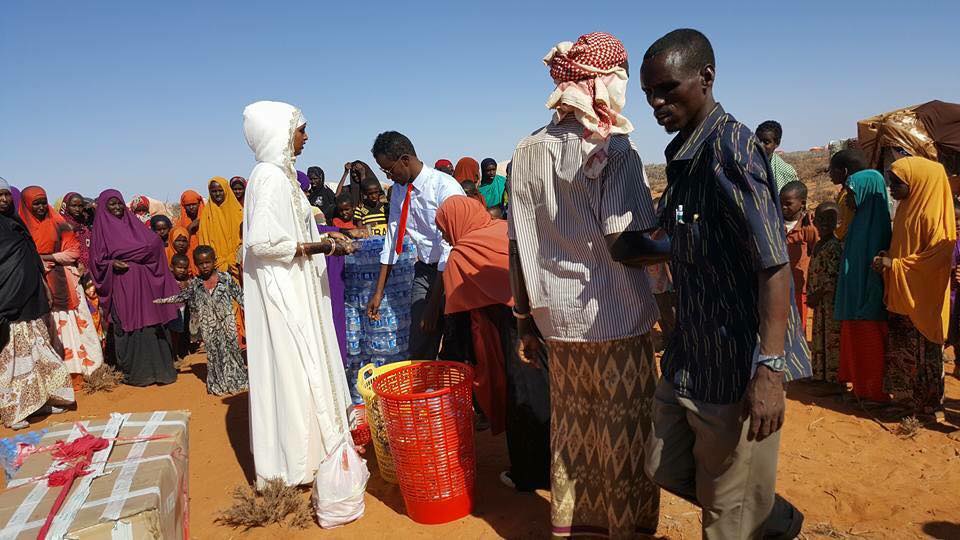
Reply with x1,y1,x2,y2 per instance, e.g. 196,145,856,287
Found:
371,361,474,402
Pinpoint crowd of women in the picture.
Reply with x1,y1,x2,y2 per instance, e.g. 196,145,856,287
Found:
797,148,958,422
0,144,513,429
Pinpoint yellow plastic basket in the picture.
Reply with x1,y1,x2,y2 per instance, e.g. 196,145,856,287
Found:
357,361,418,483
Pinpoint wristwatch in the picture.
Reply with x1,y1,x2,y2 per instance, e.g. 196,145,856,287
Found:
757,353,786,372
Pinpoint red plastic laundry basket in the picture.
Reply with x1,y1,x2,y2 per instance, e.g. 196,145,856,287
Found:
372,361,475,525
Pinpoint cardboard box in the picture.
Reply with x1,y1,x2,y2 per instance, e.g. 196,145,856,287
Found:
0,411,189,539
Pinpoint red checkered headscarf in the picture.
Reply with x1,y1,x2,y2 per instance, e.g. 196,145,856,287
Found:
548,32,627,84
543,32,633,178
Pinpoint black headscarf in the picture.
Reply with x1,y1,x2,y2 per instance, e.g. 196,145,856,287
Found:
0,199,49,349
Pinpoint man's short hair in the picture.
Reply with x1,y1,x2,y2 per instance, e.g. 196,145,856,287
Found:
371,131,417,161
756,121,783,143
780,180,808,200
829,149,869,174
171,253,190,267
193,245,216,262
643,28,715,74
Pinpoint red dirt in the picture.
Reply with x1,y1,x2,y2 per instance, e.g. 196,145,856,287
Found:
3,352,960,539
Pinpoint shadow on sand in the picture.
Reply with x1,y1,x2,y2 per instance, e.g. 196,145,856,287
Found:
221,392,256,485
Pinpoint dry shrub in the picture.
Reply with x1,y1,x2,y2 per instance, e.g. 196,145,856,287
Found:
83,365,124,394
644,150,836,205
216,478,312,530
782,151,835,206
896,416,922,439
801,522,849,538
645,164,667,198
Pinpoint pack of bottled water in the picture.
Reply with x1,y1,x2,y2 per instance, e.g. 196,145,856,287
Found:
342,236,415,403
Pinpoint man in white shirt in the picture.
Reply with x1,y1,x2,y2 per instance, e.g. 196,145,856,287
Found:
367,131,465,359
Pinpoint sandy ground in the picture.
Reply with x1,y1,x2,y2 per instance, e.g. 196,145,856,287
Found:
3,352,960,540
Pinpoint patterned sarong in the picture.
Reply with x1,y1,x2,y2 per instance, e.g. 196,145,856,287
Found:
548,334,660,538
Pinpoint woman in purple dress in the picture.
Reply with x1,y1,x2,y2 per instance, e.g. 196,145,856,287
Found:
90,189,180,386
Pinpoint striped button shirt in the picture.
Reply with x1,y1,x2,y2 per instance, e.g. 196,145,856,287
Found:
508,115,659,343
660,104,812,404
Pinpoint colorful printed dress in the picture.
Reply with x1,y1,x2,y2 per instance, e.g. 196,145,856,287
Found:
156,272,248,395
806,236,842,382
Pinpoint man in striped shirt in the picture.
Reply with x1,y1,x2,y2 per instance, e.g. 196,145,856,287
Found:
508,32,663,538
640,29,807,539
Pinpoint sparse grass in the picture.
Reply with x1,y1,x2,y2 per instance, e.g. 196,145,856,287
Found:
216,478,312,530
83,365,124,394
896,416,922,439
800,522,849,538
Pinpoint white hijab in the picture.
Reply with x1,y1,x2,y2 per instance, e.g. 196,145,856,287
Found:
242,101,307,185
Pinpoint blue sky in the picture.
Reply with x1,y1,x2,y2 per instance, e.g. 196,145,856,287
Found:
2,1,957,201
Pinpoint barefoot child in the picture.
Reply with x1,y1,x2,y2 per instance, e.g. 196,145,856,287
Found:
155,246,248,395
781,180,819,331
167,253,192,362
806,202,842,384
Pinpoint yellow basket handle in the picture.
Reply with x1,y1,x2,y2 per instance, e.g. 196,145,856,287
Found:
357,363,376,389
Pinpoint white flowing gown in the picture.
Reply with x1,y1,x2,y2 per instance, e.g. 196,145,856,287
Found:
241,101,351,487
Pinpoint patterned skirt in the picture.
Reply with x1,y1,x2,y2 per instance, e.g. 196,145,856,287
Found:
49,302,105,376
810,298,841,383
884,314,944,414
548,334,660,538
0,318,75,426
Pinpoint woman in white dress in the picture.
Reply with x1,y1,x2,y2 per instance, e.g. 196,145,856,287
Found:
241,101,355,487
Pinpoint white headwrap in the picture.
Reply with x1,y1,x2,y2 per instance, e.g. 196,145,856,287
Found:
543,40,633,179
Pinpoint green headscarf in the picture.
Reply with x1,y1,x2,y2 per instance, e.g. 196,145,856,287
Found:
478,175,506,208
834,170,892,321
478,158,506,208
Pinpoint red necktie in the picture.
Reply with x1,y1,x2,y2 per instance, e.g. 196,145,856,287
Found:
395,183,414,255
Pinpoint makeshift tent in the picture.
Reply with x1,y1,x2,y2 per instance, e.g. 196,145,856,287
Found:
858,100,960,174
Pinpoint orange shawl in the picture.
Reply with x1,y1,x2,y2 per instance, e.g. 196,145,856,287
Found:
168,225,197,275
885,157,957,343
453,157,480,183
436,195,512,435
177,190,204,260
197,176,243,271
436,195,514,314
19,186,80,310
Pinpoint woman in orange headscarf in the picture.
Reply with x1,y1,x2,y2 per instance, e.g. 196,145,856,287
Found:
435,195,549,492
167,225,196,275
874,157,956,418
453,157,480,184
19,186,104,385
176,190,204,261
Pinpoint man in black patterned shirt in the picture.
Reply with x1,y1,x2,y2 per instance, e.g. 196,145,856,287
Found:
640,29,808,540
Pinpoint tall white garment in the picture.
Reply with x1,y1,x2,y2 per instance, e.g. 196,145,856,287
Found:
241,101,351,487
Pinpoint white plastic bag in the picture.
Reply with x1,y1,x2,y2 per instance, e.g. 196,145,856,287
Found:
312,437,370,528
